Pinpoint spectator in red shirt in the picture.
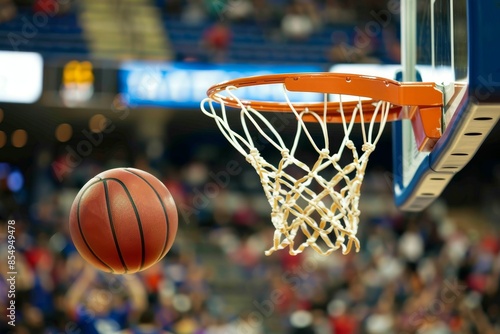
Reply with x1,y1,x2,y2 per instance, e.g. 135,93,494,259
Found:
202,22,232,62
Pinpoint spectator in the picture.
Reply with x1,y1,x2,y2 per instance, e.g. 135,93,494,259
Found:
66,265,147,333
202,22,232,62
398,222,424,270
311,309,332,334
323,0,357,25
182,0,207,25
328,300,358,334
225,0,254,22
0,0,16,23
365,299,395,334
281,2,316,41
229,311,265,334
33,0,71,16
122,307,174,334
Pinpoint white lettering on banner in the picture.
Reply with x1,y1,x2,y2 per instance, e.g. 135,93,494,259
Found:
127,68,162,100
167,70,190,102
123,65,323,106
192,70,228,102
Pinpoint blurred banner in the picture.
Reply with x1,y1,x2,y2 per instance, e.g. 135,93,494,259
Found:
0,51,43,103
40,59,118,108
119,62,324,108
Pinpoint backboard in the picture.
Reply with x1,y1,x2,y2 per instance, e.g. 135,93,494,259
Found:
393,0,500,211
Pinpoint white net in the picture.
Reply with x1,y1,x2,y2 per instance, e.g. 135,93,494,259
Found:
201,86,390,256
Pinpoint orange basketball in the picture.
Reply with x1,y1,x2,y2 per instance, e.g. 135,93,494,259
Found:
69,168,178,274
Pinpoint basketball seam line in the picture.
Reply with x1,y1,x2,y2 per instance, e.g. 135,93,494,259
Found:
124,168,171,263
103,179,129,274
106,177,146,271
77,177,114,273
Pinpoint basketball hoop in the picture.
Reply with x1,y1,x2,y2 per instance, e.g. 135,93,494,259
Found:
201,73,444,256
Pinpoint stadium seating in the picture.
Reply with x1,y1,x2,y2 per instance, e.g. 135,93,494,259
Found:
0,4,394,64
163,16,353,65
0,8,89,58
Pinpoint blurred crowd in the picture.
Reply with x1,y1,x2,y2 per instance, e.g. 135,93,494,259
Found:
162,0,386,27
0,136,499,334
0,0,72,23
161,0,401,64
0,0,401,64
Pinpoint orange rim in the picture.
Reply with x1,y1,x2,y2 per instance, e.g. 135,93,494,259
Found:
206,73,444,123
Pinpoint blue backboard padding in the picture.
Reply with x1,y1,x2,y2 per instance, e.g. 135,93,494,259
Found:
468,1,500,103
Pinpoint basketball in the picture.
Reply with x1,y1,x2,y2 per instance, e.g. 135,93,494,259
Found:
68,168,178,274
